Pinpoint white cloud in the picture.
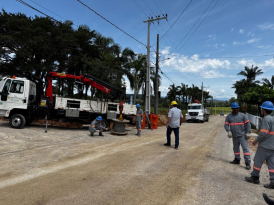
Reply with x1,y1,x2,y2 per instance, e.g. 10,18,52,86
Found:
237,59,256,67
247,38,260,44
203,70,225,79
231,28,234,32
259,22,274,30
161,47,170,55
233,41,241,45
208,34,216,40
221,44,225,47
258,45,272,49
247,31,255,37
220,89,225,93
239,29,244,34
160,52,230,77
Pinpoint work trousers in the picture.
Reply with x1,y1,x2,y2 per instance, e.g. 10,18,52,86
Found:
166,126,179,148
136,120,141,136
251,146,274,181
232,136,251,164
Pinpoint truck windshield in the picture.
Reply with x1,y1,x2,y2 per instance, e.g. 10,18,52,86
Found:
188,106,201,109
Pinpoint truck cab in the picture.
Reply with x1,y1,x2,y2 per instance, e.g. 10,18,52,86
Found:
185,103,209,123
0,76,37,128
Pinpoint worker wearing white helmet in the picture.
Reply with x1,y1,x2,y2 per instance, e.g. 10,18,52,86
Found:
135,104,143,137
164,101,183,150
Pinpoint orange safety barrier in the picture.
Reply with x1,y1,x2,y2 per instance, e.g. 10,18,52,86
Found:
149,114,158,129
141,114,146,129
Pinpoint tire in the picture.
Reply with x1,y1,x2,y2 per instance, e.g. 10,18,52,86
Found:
201,120,204,123
9,114,26,129
187,120,190,123
101,119,109,130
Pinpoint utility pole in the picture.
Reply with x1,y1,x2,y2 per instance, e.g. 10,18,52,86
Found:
154,34,159,114
201,82,209,107
143,15,167,117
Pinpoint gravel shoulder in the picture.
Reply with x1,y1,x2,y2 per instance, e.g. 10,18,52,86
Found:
0,116,270,205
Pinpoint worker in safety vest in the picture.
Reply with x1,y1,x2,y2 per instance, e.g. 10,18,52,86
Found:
224,102,251,170
89,116,106,136
135,104,143,137
245,101,274,188
164,101,183,150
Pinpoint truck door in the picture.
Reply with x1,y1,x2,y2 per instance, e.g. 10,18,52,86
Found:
5,80,26,110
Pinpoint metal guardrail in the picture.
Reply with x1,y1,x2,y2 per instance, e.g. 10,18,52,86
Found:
246,113,261,130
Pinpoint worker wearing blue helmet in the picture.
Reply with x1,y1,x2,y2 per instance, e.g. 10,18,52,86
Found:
135,104,143,137
89,116,107,136
245,101,274,188
224,102,252,170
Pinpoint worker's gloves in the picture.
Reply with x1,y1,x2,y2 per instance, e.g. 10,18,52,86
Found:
228,131,232,138
245,132,251,139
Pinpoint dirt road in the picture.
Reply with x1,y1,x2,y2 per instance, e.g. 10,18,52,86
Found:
0,116,272,204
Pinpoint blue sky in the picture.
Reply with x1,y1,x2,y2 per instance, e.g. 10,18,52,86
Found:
1,0,274,100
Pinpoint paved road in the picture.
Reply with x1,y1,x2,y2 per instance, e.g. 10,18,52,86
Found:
0,116,272,204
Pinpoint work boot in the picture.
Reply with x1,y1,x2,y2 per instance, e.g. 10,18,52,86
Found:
164,143,171,146
137,130,141,137
245,163,251,170
90,133,94,136
263,193,274,204
264,181,274,189
174,146,178,150
245,176,260,184
230,159,240,164
99,132,104,137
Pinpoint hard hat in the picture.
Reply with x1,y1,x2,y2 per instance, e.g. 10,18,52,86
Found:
260,101,274,110
230,102,240,109
136,104,141,108
171,101,177,105
96,116,103,121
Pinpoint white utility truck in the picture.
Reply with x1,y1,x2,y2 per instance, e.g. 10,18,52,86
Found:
0,72,136,129
185,100,210,123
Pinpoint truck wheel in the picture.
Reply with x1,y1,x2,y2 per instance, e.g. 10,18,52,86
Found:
9,114,26,129
201,120,204,123
101,119,109,130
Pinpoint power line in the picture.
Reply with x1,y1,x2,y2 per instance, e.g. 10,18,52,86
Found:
30,0,66,21
77,0,147,47
170,0,215,54
16,0,61,23
177,0,220,52
158,0,193,43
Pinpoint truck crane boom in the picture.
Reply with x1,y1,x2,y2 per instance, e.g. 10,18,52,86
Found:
46,72,125,101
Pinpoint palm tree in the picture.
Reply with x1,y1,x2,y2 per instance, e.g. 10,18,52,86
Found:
262,75,274,89
233,65,263,98
124,54,147,104
167,84,180,102
178,83,188,109
237,65,263,87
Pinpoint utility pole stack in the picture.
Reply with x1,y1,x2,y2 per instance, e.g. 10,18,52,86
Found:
143,15,167,117
154,34,159,114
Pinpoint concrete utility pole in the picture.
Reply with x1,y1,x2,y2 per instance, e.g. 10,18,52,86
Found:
154,34,159,114
143,15,167,116
201,82,209,107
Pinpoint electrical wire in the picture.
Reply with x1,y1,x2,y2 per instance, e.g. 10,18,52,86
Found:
159,0,193,42
177,0,220,52
16,0,61,23
170,0,215,54
77,0,147,48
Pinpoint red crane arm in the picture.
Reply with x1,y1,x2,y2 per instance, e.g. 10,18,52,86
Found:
46,72,122,101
